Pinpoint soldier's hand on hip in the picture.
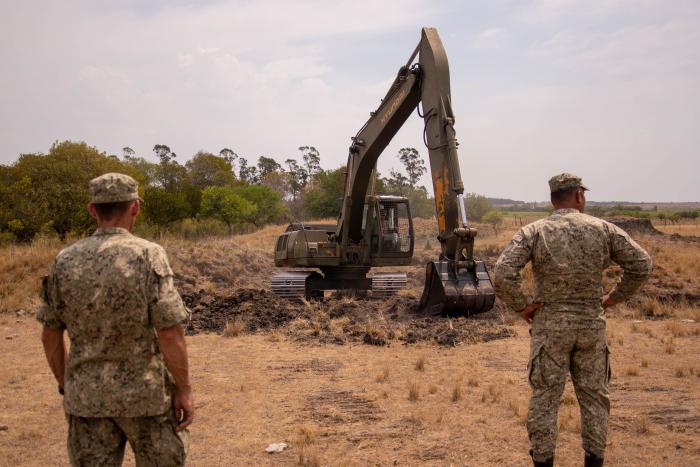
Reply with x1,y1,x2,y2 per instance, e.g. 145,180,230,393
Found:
173,386,195,432
601,294,618,309
519,302,544,324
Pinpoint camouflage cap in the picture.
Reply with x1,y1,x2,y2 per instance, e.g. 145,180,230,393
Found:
548,173,589,193
89,173,142,204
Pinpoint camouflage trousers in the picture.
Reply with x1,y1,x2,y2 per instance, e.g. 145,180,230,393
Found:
527,326,611,461
67,409,189,467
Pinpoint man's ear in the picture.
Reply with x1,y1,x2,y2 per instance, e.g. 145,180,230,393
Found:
87,203,98,221
131,200,141,217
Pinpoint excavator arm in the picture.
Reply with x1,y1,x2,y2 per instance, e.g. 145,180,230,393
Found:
335,27,495,315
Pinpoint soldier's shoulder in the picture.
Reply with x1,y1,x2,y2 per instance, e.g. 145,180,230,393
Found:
54,236,97,264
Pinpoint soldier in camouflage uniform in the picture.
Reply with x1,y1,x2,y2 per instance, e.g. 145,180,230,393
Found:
38,173,194,467
493,173,652,467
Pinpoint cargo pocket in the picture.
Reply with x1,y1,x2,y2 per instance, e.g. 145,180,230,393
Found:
527,343,544,389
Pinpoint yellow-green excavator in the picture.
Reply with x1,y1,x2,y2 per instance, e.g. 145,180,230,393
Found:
272,27,495,315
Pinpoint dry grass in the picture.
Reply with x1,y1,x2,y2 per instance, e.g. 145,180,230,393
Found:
375,367,390,383
2,317,700,466
665,341,676,354
625,367,640,377
451,385,463,402
415,355,426,371
223,319,244,337
0,237,62,313
634,416,650,434
408,381,420,402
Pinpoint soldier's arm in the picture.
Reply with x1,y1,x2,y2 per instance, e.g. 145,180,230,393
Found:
41,326,67,390
493,227,535,311
149,245,193,431
157,324,194,431
606,225,653,303
37,263,68,391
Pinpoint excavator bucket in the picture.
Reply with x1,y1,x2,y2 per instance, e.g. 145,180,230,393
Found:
419,260,495,315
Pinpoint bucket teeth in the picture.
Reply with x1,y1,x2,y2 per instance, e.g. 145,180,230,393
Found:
419,260,495,315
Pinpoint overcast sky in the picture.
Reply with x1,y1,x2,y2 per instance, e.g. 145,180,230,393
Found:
1,0,698,202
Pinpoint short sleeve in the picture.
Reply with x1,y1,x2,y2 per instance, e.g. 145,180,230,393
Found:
148,246,189,330
36,264,66,330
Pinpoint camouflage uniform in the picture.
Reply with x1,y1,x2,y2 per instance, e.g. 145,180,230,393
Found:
37,173,190,466
493,174,652,462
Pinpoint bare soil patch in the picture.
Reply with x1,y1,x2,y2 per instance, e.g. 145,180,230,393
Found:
182,288,515,347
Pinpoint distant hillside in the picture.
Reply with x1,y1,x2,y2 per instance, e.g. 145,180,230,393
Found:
487,198,700,211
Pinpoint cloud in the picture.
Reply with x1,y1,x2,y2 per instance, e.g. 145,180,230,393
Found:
473,27,507,49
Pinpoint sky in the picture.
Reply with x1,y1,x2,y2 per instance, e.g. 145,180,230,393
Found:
0,0,698,202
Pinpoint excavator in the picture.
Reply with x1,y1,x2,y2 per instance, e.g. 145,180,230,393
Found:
272,27,495,315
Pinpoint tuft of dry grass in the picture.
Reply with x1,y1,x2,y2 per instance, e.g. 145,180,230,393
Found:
414,355,426,371
223,319,244,337
641,359,649,368
625,367,640,376
665,342,676,354
428,384,438,395
375,367,390,383
408,382,420,402
675,368,686,378
485,384,502,403
467,376,479,388
296,426,316,447
634,416,650,434
297,448,321,467
451,385,463,402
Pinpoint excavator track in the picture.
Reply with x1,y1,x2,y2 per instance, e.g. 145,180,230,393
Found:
271,271,314,302
371,272,407,298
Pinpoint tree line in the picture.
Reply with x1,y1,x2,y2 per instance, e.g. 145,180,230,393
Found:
0,140,499,243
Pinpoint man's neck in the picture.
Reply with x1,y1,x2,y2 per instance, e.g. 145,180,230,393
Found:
552,204,583,213
96,218,133,231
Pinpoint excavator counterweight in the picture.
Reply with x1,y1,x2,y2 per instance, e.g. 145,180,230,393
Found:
272,27,495,315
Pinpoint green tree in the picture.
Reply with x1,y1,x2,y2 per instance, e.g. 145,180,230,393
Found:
231,184,287,226
404,186,435,219
256,156,282,180
219,148,238,166
141,187,192,226
299,146,321,176
383,169,410,195
0,141,141,240
397,147,427,187
285,158,307,201
185,152,236,188
200,186,257,233
238,157,258,183
302,167,346,218
465,193,492,222
483,210,504,233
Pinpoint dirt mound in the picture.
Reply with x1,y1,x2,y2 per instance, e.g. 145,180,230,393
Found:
182,289,515,347
605,217,663,236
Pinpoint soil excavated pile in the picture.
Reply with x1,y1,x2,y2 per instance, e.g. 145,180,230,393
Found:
181,288,514,347
606,217,663,236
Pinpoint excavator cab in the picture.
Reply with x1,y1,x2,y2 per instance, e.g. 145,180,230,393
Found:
367,195,414,261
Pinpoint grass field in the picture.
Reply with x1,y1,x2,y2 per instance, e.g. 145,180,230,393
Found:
1,216,699,466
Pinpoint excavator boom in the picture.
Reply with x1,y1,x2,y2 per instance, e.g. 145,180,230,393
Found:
273,27,495,315
335,27,494,314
